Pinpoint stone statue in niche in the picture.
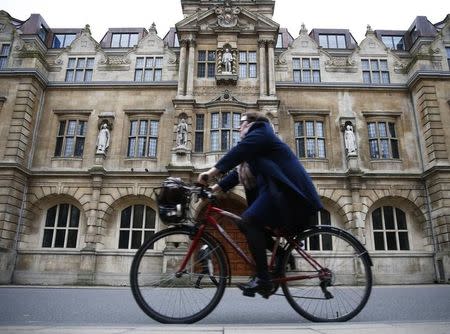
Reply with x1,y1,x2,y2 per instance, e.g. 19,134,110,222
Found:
344,122,357,156
222,48,233,73
176,118,188,148
96,123,110,154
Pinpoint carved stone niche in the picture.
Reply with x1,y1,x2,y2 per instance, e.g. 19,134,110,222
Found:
97,112,115,130
216,46,238,85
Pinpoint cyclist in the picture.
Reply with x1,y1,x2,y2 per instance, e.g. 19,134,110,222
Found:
198,112,323,298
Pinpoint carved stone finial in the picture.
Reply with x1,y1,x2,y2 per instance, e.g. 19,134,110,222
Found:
299,23,308,35
149,22,157,34
83,24,91,35
365,24,374,36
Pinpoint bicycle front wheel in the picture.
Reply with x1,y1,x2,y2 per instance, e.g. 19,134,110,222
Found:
281,226,372,322
130,226,228,324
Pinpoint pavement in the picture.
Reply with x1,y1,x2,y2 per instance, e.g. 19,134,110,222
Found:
1,322,450,334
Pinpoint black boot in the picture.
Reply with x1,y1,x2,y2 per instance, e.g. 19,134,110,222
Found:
237,277,274,299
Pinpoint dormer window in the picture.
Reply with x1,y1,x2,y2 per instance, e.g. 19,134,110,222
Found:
319,34,346,48
52,34,76,48
38,25,48,43
381,36,405,51
111,33,139,48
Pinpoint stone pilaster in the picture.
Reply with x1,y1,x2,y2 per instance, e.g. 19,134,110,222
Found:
267,40,276,96
186,39,196,98
176,39,188,97
258,39,267,98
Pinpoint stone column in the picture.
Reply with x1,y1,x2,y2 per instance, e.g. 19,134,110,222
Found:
267,40,276,97
186,39,196,98
177,39,188,97
258,40,267,98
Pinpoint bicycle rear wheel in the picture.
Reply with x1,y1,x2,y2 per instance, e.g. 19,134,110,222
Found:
130,226,228,324
281,226,372,322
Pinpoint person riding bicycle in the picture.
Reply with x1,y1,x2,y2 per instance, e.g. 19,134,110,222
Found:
198,112,323,298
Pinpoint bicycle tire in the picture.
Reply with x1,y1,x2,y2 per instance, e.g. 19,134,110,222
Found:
130,226,228,324
281,226,372,322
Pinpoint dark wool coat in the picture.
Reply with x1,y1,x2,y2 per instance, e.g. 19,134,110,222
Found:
216,121,323,231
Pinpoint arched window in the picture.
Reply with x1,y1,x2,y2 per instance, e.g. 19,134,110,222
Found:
42,204,80,248
372,206,410,250
304,209,331,251
118,205,156,249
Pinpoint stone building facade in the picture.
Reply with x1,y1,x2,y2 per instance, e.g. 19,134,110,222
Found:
0,0,449,285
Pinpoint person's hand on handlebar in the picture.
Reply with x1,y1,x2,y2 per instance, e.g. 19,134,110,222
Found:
197,167,220,186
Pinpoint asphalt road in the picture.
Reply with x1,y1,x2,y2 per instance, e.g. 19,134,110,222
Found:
0,285,449,326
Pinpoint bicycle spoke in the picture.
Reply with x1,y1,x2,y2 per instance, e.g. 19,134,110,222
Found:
281,227,372,322
130,228,227,323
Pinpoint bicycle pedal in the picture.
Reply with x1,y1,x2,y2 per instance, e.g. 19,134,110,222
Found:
242,290,256,298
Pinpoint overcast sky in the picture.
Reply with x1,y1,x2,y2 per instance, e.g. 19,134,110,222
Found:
1,0,448,43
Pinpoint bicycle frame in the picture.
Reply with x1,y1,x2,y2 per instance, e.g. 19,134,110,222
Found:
176,200,329,284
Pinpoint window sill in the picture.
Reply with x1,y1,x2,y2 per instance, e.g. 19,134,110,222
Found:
299,158,329,170
51,157,83,169
369,159,403,171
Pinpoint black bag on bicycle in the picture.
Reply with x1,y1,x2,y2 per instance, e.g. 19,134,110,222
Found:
154,177,189,225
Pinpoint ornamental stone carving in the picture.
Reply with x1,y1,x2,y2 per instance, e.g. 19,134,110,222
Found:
215,4,241,28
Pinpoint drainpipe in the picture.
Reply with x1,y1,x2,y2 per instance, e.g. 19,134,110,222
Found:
409,90,440,282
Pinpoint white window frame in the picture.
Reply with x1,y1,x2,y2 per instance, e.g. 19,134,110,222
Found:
293,57,321,83
362,59,390,84
371,206,410,251
134,56,163,82
41,204,81,249
65,57,94,82
118,204,157,249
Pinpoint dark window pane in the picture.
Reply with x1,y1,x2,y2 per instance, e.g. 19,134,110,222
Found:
45,206,57,227
322,234,332,250
145,207,156,229
391,139,399,158
374,232,384,250
121,207,132,228
320,210,331,225
69,206,80,227
207,64,215,77
396,208,407,230
221,130,229,151
195,133,204,152
372,208,382,229
58,121,66,136
197,63,206,77
54,137,63,156
399,232,410,250
133,205,144,228
196,115,204,130
296,138,305,157
57,204,69,227
55,229,66,247
384,206,395,229
74,138,84,157
386,232,397,250
42,229,53,247
66,230,78,248
118,231,129,249
131,231,142,249
144,231,155,244
309,235,320,250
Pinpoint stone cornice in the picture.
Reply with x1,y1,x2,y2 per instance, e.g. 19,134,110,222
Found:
276,82,408,91
407,71,450,89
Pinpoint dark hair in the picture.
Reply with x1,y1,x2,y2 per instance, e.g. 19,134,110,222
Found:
242,112,269,123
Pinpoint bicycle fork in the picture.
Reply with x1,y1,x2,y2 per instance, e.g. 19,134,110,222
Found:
175,225,218,288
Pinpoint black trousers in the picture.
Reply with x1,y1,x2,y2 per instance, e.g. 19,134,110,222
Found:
239,218,279,280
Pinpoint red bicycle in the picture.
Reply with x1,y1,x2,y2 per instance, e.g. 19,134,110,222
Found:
130,178,373,324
